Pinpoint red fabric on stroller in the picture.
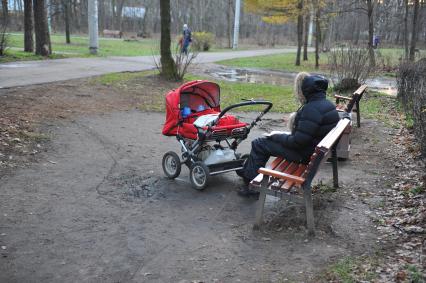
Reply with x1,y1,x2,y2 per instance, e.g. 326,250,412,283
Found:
162,80,247,140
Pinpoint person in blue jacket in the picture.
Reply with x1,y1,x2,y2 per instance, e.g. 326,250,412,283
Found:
181,24,192,54
237,74,340,197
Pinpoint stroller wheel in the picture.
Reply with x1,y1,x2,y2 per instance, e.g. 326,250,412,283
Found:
189,161,210,190
162,151,181,179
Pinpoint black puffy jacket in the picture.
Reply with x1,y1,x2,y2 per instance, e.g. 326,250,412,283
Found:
271,75,340,162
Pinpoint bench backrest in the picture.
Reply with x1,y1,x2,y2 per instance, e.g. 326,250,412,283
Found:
302,118,351,183
345,84,367,112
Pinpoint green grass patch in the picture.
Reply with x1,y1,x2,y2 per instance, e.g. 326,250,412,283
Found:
0,48,75,63
19,131,50,142
186,74,297,113
137,73,297,113
7,33,160,57
90,70,157,86
5,33,243,59
320,256,379,283
355,91,400,127
406,264,425,283
218,52,328,73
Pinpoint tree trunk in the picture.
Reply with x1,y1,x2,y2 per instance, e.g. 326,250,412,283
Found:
160,0,176,80
64,0,70,44
227,0,233,48
367,0,375,67
24,0,33,52
114,0,125,31
315,7,321,69
303,12,309,61
1,0,7,25
33,0,51,56
354,15,360,45
404,0,409,60
295,0,303,66
97,0,104,32
409,0,420,61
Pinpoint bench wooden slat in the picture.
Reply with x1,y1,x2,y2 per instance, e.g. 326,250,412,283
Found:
281,164,308,191
317,119,351,150
258,168,305,185
251,157,284,185
276,160,291,172
334,94,351,100
336,104,346,110
354,84,368,95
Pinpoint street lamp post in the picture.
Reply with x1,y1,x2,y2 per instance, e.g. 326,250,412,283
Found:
88,0,99,55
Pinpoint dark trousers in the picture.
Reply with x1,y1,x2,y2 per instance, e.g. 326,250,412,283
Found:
242,137,303,181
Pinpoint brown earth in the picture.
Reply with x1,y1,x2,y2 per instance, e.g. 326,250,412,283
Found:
0,75,424,282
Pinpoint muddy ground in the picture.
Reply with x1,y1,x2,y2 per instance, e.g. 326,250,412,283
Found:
0,76,421,282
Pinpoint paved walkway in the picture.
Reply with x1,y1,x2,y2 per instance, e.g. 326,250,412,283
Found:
0,49,295,88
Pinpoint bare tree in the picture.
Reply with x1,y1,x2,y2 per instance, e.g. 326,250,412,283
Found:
1,0,7,25
303,12,310,61
159,0,176,80
366,0,375,67
295,0,304,66
314,5,321,69
24,0,34,52
33,0,52,56
63,0,70,43
404,0,409,59
409,0,420,61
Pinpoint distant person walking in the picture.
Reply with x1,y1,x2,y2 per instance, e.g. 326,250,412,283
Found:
181,24,192,54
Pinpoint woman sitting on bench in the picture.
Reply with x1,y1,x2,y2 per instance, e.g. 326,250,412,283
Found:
237,73,340,197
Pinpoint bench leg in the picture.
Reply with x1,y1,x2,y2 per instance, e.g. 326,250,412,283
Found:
303,184,315,236
332,146,339,188
253,176,268,230
356,101,361,128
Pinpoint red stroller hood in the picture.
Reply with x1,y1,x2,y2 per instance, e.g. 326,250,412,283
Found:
162,80,221,136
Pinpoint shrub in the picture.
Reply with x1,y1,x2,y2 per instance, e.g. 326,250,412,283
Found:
192,32,215,51
328,44,376,92
397,59,426,156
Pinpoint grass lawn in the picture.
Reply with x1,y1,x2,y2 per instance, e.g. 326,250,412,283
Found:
92,70,400,125
218,48,425,77
186,74,298,113
7,33,160,56
217,52,328,73
0,48,88,63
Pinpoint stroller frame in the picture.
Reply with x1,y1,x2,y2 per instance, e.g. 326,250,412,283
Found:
162,100,273,190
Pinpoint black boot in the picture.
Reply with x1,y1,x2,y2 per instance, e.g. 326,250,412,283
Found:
237,185,260,199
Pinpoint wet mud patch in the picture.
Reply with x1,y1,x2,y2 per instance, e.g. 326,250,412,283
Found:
108,171,165,202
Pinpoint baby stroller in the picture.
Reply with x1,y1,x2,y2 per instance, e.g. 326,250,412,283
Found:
162,80,272,190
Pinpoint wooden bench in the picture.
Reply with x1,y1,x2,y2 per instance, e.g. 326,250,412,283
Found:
335,84,368,128
250,117,352,236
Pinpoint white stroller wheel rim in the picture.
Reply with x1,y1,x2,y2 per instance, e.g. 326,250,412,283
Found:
189,161,210,190
162,151,181,179
165,156,177,175
192,166,206,186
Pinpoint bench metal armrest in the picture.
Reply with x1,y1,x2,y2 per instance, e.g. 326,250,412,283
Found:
257,168,305,185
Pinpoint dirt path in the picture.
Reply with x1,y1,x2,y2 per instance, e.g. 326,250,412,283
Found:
0,106,391,282
1,76,421,282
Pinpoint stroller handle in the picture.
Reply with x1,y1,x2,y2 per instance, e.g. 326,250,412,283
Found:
211,100,273,127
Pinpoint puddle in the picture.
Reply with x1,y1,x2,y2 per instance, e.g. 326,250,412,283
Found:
365,77,397,96
207,67,397,96
207,68,296,87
